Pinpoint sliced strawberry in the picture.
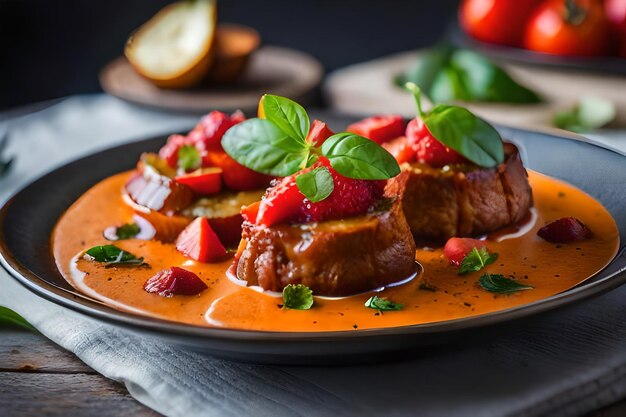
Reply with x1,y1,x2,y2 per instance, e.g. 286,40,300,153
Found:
175,167,222,195
206,150,272,191
444,237,487,267
306,119,335,146
256,177,305,227
207,215,245,249
176,217,227,262
382,136,415,164
537,217,594,243
190,111,246,162
241,201,261,223
346,115,405,144
159,134,189,169
144,266,207,297
406,118,467,167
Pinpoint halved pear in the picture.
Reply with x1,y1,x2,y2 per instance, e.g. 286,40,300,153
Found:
125,0,217,89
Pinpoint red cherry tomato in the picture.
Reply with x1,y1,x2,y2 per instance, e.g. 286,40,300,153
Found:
406,118,467,167
175,167,222,195
346,115,405,144
444,237,487,267
524,0,612,56
605,0,626,56
459,0,542,47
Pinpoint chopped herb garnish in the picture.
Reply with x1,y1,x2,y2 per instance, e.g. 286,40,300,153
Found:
177,145,201,171
84,245,144,266
364,296,403,311
479,274,533,294
282,284,314,310
459,247,498,275
419,282,438,292
115,223,140,240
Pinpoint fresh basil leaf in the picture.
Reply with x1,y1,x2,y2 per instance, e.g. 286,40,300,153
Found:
459,247,498,275
0,306,35,331
554,97,616,133
364,296,403,311
177,145,201,171
84,245,144,266
395,43,453,96
424,105,504,167
223,118,311,176
479,274,533,294
430,66,472,103
321,133,400,180
282,284,314,310
296,167,334,203
450,50,541,104
260,94,310,143
115,223,140,240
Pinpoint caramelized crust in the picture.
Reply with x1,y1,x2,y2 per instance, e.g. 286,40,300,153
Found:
396,143,532,241
236,196,417,297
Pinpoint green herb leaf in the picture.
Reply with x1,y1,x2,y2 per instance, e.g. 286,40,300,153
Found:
260,94,310,143
430,66,472,103
0,306,35,331
84,245,144,266
321,133,401,180
115,223,140,240
295,167,334,203
424,104,504,167
554,97,616,133
177,145,201,171
282,284,314,310
223,118,311,176
364,296,404,311
394,43,453,96
459,247,498,275
479,274,533,294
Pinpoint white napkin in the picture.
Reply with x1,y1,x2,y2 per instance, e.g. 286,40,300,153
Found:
2,94,626,417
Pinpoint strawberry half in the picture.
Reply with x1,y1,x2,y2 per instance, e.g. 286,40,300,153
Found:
176,217,227,262
144,266,207,297
159,134,190,169
406,118,467,167
306,119,335,146
175,167,222,195
444,237,486,267
537,217,594,243
346,115,405,144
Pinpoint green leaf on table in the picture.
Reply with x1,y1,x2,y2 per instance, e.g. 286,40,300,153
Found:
554,97,616,133
84,245,144,266
459,247,498,275
296,166,334,203
115,223,140,240
424,104,504,167
260,94,310,143
177,145,201,171
0,306,35,331
395,43,453,96
223,118,311,177
479,274,533,294
364,296,403,311
321,133,401,180
282,284,314,310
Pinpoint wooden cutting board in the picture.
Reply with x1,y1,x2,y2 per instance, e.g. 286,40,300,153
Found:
100,46,323,113
324,50,626,130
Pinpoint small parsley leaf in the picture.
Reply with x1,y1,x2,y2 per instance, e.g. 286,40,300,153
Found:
459,247,498,275
115,223,141,240
364,296,404,311
282,284,314,310
295,167,334,203
84,245,144,267
178,145,201,171
479,274,533,294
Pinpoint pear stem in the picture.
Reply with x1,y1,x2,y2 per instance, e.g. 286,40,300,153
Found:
404,82,425,118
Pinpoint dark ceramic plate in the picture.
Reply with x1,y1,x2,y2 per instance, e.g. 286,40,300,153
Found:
0,123,625,365
448,24,626,75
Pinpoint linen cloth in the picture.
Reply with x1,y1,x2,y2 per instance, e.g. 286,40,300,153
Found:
1,94,626,417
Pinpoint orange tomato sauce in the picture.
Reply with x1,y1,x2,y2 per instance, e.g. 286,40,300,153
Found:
52,170,620,332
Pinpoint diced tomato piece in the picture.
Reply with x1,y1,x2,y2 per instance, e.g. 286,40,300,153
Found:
256,177,305,227
144,266,207,297
444,237,486,267
206,150,272,191
406,118,467,167
190,111,246,161
241,201,261,224
175,217,227,262
306,119,335,146
175,167,222,195
159,134,189,169
382,136,415,164
537,217,593,243
346,115,405,144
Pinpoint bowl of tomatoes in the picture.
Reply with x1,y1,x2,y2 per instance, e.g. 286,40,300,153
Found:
452,0,626,74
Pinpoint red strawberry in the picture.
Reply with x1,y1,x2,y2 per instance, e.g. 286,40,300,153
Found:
205,150,272,191
144,266,207,297
241,201,261,224
537,217,593,243
175,167,222,195
176,217,227,262
444,237,486,266
406,118,467,167
306,119,335,146
159,134,189,169
382,135,416,164
190,111,246,161
256,176,305,227
346,115,405,144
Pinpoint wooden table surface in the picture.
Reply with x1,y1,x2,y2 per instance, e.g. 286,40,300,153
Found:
1,325,626,417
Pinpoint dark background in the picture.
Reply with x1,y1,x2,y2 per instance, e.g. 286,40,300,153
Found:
0,0,459,110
